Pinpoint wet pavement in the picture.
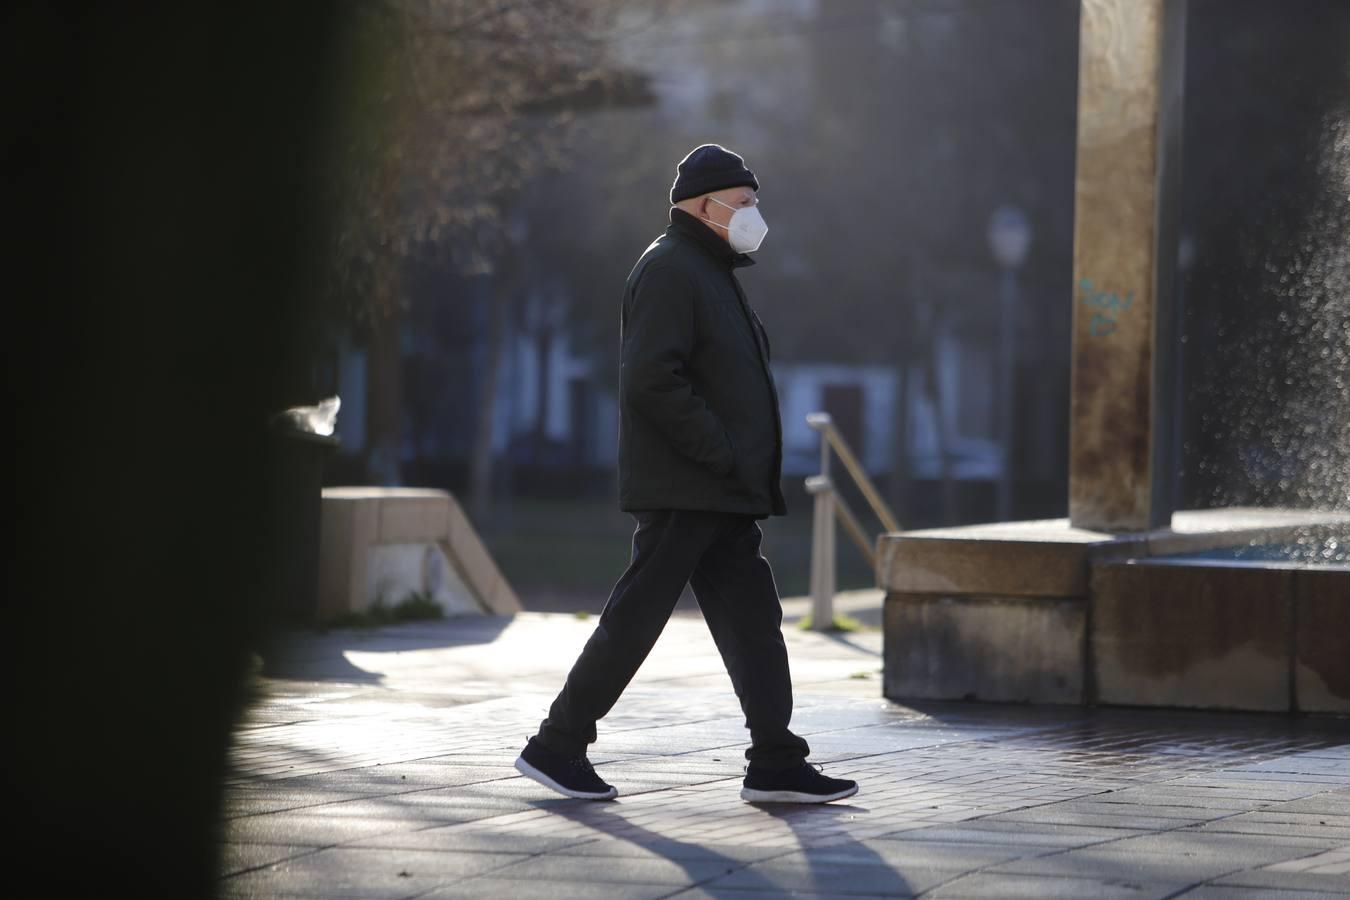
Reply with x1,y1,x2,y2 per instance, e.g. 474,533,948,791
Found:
223,610,1350,898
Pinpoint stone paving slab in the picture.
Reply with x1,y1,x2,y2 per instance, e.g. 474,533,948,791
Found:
1267,846,1350,875
1178,888,1350,899
425,879,680,900
923,872,1183,898
222,612,1350,898
1205,869,1350,894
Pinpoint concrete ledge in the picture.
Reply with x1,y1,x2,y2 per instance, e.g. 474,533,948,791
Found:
318,488,521,621
881,508,1348,713
877,521,1138,597
443,496,521,618
1146,509,1350,556
1295,567,1350,714
1091,560,1293,711
877,508,1350,596
883,594,1085,704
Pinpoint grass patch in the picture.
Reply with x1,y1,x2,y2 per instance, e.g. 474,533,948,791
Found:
797,612,865,632
324,591,444,630
483,530,634,592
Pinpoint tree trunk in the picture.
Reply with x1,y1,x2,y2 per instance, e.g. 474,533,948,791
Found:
910,290,959,527
922,330,959,525
469,279,509,520
364,260,403,485
533,326,554,463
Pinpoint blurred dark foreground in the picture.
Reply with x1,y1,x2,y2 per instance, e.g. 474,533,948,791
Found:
5,4,349,897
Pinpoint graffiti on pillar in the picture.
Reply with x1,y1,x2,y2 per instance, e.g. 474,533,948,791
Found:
1079,278,1133,337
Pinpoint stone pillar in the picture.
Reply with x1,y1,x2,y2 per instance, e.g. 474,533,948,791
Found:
1069,0,1186,531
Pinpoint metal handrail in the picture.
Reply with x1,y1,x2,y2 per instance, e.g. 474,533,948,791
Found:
832,485,877,565
806,413,901,532
804,412,902,631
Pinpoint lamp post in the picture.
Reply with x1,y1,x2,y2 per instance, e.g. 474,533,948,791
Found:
987,205,1032,522
1173,232,1196,508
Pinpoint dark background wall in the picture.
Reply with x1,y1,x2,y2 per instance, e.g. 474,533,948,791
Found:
6,3,350,896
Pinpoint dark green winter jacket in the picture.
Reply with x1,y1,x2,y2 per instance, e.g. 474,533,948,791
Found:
617,208,787,518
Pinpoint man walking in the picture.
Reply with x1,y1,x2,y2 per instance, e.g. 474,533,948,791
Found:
515,145,858,804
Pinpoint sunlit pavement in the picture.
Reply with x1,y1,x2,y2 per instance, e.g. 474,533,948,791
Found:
222,609,1350,899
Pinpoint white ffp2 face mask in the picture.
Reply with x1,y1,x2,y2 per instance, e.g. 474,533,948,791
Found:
704,196,768,253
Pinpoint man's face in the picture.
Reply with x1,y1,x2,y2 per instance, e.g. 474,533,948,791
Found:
701,187,758,242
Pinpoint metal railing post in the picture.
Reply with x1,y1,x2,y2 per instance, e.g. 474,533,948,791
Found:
806,473,835,632
803,411,904,632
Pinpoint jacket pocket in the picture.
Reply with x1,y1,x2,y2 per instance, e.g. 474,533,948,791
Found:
712,428,736,479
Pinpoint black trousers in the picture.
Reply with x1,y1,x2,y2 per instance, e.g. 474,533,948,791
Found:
536,509,810,770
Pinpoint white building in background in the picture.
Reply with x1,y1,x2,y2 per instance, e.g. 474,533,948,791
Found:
775,355,1001,481
491,326,618,469
333,320,1004,485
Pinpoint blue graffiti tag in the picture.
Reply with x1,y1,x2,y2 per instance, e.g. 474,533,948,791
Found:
1079,278,1133,337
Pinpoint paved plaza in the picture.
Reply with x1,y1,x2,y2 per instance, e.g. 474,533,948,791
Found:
222,603,1350,899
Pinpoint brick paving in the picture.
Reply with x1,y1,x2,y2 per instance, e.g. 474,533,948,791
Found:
222,610,1350,898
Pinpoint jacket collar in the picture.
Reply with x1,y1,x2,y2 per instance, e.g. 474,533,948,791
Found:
668,207,756,269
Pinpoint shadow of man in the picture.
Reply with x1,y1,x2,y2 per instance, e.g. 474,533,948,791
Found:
529,793,915,897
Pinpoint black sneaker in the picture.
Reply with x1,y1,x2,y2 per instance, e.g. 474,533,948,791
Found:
741,762,858,803
514,737,617,800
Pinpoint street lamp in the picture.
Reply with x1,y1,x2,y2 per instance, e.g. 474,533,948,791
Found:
1173,232,1196,508
987,205,1032,522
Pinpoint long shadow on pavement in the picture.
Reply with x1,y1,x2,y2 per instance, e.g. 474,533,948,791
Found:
531,794,915,898
258,615,514,682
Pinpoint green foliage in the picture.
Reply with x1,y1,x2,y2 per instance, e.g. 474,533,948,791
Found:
797,613,864,633
323,0,631,327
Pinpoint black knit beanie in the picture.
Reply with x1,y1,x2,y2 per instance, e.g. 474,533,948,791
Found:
669,144,759,204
